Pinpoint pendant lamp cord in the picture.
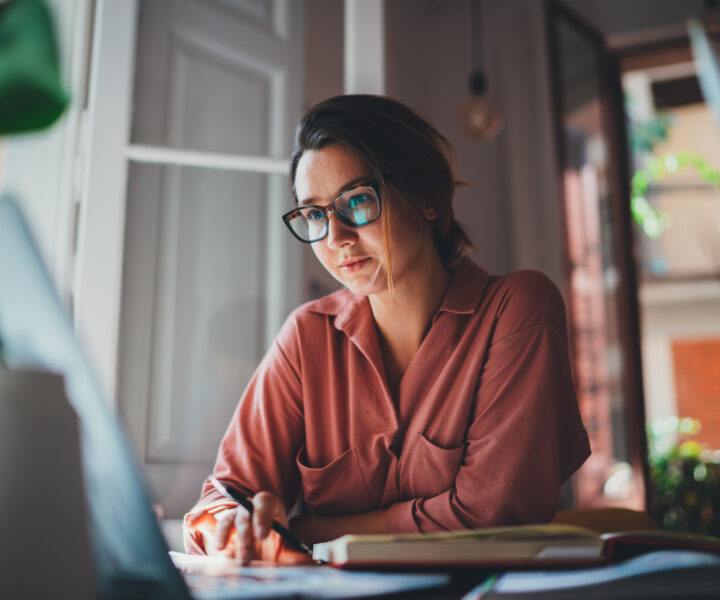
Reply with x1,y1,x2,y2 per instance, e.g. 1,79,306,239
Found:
471,0,483,74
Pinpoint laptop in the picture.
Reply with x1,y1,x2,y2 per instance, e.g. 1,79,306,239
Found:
0,193,449,599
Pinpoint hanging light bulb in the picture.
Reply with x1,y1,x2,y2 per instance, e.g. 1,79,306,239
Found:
459,0,503,140
459,72,503,139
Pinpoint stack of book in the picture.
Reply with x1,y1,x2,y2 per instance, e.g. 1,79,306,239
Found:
313,523,720,599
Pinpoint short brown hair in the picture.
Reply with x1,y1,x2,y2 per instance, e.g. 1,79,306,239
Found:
290,95,472,270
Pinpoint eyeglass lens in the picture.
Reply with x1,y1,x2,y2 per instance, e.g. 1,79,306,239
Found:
285,186,380,242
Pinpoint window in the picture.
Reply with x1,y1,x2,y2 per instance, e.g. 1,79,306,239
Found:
621,33,720,534
78,0,305,517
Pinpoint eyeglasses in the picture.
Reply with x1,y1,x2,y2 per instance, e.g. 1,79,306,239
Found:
282,184,382,243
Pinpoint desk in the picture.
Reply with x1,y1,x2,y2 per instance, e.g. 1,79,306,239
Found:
164,527,720,599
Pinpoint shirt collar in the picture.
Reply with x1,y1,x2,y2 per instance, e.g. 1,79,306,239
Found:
306,287,369,331
306,288,376,366
306,256,491,327
436,256,492,315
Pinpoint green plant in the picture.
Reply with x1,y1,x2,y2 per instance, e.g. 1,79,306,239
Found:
628,110,672,155
630,151,720,238
626,105,720,240
626,109,671,239
648,417,720,537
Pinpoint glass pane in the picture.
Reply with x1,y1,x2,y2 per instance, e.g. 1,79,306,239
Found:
623,62,720,535
118,164,293,470
555,20,644,509
626,76,720,280
130,0,289,155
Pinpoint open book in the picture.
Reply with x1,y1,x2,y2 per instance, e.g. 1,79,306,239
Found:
312,524,720,568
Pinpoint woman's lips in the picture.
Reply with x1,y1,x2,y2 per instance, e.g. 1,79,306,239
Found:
339,257,370,273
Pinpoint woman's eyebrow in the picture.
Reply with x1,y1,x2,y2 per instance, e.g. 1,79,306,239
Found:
298,177,373,206
337,177,373,195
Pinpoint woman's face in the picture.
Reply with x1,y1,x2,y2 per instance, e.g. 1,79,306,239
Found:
294,143,435,299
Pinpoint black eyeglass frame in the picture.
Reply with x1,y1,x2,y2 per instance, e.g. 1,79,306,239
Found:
281,183,382,244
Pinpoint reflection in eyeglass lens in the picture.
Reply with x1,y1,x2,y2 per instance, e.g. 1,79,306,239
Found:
283,186,380,242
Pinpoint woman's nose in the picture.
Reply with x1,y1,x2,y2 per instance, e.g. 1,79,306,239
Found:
325,212,357,249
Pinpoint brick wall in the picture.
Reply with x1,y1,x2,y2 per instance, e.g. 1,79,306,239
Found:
672,338,720,448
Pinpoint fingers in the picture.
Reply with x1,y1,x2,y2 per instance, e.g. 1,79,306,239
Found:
185,507,209,525
186,492,289,564
251,491,287,541
185,507,240,558
214,511,236,551
234,504,255,564
232,491,287,565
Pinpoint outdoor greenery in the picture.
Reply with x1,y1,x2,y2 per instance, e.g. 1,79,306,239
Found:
628,110,673,155
629,107,720,539
648,417,720,537
631,150,720,239
628,108,720,239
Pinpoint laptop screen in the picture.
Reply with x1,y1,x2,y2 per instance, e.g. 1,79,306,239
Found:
0,194,190,600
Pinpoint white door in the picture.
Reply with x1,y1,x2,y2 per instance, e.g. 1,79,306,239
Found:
116,0,304,517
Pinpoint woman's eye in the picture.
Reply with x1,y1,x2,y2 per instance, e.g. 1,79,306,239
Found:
348,194,368,208
307,208,324,221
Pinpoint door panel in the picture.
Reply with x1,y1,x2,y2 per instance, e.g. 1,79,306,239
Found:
131,0,293,156
548,1,648,510
166,32,274,155
118,0,302,517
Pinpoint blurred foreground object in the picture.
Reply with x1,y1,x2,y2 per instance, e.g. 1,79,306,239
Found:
0,0,69,134
0,365,97,598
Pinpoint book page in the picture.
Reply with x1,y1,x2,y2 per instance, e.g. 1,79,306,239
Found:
337,523,600,544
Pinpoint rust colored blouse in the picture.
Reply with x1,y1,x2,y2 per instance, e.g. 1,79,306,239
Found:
185,258,590,552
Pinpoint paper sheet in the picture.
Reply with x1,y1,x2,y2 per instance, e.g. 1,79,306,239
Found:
170,552,450,599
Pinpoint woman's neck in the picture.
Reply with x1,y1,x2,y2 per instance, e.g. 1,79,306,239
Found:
369,252,452,394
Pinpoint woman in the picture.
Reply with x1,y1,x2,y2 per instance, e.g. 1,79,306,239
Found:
184,95,590,564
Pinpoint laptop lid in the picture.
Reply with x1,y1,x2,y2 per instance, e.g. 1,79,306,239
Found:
0,193,191,600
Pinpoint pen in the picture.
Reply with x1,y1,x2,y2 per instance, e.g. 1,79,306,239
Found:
209,475,314,557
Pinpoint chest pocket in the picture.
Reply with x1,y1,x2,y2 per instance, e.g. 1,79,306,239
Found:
296,444,374,515
398,433,465,498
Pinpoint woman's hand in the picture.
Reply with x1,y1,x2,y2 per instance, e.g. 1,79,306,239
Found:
185,505,241,558
185,492,313,565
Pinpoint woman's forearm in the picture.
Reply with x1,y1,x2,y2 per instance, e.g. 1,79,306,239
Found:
290,509,388,545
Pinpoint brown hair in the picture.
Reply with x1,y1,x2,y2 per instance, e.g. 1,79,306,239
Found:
289,95,473,282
